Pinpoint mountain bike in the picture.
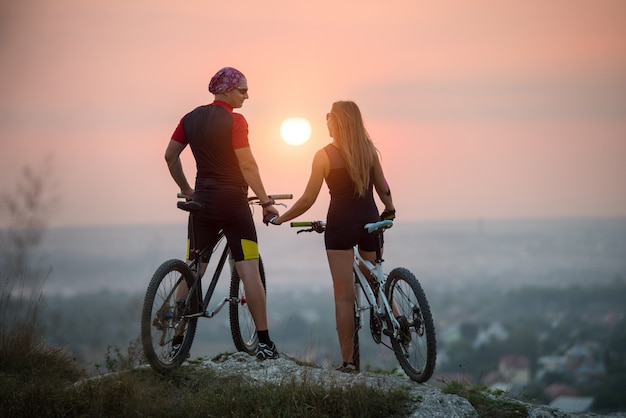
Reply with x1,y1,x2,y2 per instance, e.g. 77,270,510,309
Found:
291,220,436,383
141,193,292,374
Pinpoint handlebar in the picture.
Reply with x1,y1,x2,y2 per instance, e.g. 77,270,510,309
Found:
251,194,293,203
290,221,323,228
290,221,326,234
176,193,292,218
177,193,293,203
291,219,393,234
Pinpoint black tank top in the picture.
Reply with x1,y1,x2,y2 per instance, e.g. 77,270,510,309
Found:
324,144,378,224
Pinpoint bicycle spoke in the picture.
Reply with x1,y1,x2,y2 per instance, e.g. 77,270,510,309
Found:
141,259,198,374
237,291,257,345
384,267,436,383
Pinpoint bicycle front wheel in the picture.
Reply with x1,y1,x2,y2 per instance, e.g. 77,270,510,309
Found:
141,259,198,374
385,267,436,383
229,255,267,355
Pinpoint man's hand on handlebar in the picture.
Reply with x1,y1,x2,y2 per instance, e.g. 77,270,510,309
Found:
257,194,292,226
262,205,279,225
177,189,195,201
263,214,279,225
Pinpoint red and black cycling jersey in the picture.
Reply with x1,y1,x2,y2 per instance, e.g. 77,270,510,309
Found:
171,100,249,189
172,100,258,262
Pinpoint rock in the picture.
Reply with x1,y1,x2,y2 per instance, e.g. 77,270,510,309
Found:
184,352,626,418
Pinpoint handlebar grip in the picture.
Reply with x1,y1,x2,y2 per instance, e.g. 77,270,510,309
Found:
268,194,293,200
290,221,313,227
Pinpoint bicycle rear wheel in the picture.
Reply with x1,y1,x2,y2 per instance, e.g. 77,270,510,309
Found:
384,267,436,383
141,259,199,374
229,255,267,355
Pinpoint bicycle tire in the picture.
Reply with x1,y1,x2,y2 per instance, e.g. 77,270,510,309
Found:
141,259,199,374
229,255,267,355
384,267,436,383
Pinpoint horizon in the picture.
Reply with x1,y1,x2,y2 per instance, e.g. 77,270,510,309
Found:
32,217,626,297
31,213,626,230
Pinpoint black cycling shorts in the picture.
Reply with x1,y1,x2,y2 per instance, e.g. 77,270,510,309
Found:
324,198,382,251
187,187,259,262
324,221,382,252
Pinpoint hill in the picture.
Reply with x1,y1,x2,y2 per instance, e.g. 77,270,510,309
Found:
164,352,626,418
69,352,624,418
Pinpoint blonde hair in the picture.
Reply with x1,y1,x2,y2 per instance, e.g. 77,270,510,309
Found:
330,101,378,197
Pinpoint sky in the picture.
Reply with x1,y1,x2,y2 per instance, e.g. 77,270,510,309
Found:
1,0,625,227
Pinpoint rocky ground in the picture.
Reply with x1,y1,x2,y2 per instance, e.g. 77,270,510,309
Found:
184,352,625,418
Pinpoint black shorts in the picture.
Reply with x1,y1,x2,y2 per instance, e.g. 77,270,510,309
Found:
324,223,381,251
187,186,258,262
324,200,381,251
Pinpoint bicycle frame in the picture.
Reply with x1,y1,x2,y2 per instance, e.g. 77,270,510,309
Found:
352,232,402,340
289,218,436,382
181,232,234,319
175,192,292,320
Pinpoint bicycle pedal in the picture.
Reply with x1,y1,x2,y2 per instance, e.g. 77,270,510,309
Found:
383,329,394,337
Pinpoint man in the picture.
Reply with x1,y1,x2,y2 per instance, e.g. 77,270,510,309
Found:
164,67,279,360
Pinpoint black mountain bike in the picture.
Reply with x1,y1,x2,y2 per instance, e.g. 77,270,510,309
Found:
141,193,291,374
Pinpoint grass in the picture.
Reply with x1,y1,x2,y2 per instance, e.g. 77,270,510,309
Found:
1,294,413,417
1,352,413,417
441,379,528,418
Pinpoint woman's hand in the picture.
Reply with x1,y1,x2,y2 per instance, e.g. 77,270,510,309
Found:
380,209,396,221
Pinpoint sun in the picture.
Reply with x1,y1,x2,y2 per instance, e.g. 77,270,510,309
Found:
280,117,311,145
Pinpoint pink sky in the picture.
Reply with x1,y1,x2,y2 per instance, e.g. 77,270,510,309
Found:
1,0,625,227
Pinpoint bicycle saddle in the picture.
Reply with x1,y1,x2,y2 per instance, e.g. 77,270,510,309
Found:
177,201,203,212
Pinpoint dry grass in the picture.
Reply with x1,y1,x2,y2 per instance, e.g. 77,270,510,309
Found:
1,297,411,417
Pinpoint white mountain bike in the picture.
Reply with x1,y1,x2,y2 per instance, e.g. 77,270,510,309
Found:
292,219,436,383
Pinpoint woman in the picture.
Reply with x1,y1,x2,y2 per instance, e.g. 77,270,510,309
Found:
270,101,395,372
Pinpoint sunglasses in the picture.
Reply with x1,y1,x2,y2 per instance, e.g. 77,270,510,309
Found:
236,88,248,95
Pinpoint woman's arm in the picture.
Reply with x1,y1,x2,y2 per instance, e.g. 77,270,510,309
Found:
273,149,329,225
372,152,394,212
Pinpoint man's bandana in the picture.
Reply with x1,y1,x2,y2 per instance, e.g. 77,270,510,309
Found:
208,67,246,94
